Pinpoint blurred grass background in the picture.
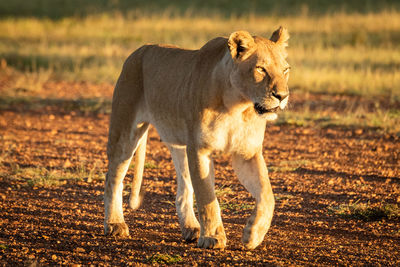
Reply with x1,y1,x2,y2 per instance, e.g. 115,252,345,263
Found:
0,0,399,132
1,0,400,18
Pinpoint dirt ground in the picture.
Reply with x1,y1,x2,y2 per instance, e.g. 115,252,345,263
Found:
0,84,399,265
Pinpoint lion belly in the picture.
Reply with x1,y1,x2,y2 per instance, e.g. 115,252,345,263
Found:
150,117,190,146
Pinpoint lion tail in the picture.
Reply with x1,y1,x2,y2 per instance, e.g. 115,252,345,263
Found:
128,128,148,210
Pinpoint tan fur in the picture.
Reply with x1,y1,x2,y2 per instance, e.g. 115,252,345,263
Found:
104,27,290,249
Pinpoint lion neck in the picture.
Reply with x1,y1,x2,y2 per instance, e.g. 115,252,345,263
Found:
211,50,255,115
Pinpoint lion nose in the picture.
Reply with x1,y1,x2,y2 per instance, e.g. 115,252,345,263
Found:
272,91,289,101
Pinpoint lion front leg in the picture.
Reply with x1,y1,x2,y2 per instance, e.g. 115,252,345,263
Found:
232,152,275,250
187,147,226,249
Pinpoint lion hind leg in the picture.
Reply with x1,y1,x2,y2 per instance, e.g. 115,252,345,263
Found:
168,144,200,242
129,129,148,210
104,118,149,237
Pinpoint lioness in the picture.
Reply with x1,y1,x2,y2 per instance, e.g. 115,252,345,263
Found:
104,27,290,250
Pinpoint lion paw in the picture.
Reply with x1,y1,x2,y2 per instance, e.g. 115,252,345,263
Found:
104,222,130,237
242,238,262,250
182,226,200,243
242,227,264,250
197,236,226,249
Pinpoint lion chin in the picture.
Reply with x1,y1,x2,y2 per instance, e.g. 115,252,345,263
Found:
254,103,279,121
263,112,278,121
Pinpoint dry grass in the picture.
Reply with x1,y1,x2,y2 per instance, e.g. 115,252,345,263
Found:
1,10,399,95
3,161,105,187
329,201,400,221
0,7,399,132
278,109,400,134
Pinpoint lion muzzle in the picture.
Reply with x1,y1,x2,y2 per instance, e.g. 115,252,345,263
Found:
254,103,279,115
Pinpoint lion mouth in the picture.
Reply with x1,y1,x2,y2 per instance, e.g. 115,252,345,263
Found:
254,103,279,115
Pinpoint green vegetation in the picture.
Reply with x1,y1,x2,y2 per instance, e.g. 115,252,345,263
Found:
214,185,255,213
129,162,159,170
268,160,310,173
144,162,158,170
275,193,296,201
220,202,255,213
329,201,400,221
8,162,105,187
146,253,182,264
215,184,235,197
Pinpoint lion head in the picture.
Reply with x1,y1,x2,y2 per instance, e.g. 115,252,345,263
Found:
228,27,290,120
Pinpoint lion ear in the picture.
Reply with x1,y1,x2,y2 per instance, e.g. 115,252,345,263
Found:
228,31,255,60
270,26,289,48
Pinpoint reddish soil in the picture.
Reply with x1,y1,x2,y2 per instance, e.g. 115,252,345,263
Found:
0,84,399,265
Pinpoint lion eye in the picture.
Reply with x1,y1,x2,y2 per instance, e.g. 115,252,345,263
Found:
256,66,266,74
284,67,291,75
